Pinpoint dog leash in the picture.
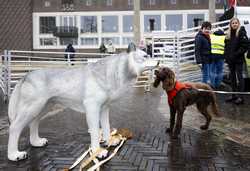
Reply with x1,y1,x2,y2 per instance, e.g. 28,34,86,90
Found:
197,89,250,95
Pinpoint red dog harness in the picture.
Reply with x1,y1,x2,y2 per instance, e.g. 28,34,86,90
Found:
167,81,190,105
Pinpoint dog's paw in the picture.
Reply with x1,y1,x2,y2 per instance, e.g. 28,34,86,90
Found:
8,151,28,161
200,125,209,130
165,128,172,134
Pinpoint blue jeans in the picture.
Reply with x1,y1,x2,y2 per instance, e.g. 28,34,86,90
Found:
202,63,211,84
210,59,224,88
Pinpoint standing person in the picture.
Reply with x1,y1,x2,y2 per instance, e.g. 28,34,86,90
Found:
64,43,75,64
225,18,249,105
138,39,146,52
210,27,226,89
106,40,116,54
195,21,212,84
127,42,136,53
99,42,107,53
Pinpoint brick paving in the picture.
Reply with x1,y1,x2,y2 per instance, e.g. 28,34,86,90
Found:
0,88,250,171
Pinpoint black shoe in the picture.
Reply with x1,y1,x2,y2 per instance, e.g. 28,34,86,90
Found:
225,96,237,103
234,97,244,105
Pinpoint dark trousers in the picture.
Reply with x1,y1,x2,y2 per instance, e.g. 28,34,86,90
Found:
228,63,245,98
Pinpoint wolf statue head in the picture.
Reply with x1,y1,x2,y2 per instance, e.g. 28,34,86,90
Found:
128,49,158,76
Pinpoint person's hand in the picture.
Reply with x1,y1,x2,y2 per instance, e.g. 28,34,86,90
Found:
197,64,202,68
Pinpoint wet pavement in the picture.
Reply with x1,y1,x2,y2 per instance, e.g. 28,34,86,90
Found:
0,86,250,171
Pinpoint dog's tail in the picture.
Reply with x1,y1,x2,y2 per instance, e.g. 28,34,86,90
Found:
8,79,23,123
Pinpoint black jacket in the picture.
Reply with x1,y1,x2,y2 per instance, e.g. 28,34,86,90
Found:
65,44,75,59
225,26,249,64
195,31,211,64
247,38,250,59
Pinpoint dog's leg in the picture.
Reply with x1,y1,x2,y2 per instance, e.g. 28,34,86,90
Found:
29,117,48,147
84,101,108,159
100,105,110,146
166,106,176,134
8,100,45,161
172,109,184,139
196,103,211,130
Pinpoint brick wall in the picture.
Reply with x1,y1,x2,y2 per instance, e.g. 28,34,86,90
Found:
0,0,33,53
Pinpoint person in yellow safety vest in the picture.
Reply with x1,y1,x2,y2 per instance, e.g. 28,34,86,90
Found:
210,27,226,89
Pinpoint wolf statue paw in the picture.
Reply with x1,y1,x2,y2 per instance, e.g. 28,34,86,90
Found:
8,151,28,161
31,138,48,147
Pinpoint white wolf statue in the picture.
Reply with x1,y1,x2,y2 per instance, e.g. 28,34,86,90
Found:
8,50,157,161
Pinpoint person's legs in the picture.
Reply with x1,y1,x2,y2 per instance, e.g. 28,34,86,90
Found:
225,63,237,102
234,63,245,104
202,63,211,84
210,61,216,88
214,59,224,88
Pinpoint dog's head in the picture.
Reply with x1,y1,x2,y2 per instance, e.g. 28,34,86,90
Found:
128,49,158,76
153,67,176,91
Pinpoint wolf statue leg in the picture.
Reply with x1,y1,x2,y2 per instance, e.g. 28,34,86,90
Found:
29,117,48,147
100,105,110,145
84,100,108,158
8,99,47,161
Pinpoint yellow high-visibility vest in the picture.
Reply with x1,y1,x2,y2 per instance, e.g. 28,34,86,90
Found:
210,34,226,55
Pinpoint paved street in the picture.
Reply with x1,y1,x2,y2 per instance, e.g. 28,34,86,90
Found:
0,87,250,171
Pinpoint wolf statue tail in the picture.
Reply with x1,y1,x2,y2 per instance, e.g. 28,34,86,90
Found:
8,80,23,123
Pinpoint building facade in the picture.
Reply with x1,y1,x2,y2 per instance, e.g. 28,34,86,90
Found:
1,0,250,52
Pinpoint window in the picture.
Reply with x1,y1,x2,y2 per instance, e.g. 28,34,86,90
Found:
81,38,98,45
128,0,133,6
81,16,97,33
166,14,183,31
60,37,78,45
39,17,56,34
102,16,118,33
193,0,198,4
60,16,77,27
123,15,133,32
122,37,133,45
86,0,92,6
40,38,57,46
187,14,204,28
149,0,156,5
170,0,176,5
61,0,74,10
106,0,112,6
44,1,51,7
144,15,161,32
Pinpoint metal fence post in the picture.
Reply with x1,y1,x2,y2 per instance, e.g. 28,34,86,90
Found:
67,53,71,66
3,50,8,100
175,32,180,80
7,50,11,98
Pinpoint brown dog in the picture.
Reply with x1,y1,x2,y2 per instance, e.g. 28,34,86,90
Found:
153,67,220,138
